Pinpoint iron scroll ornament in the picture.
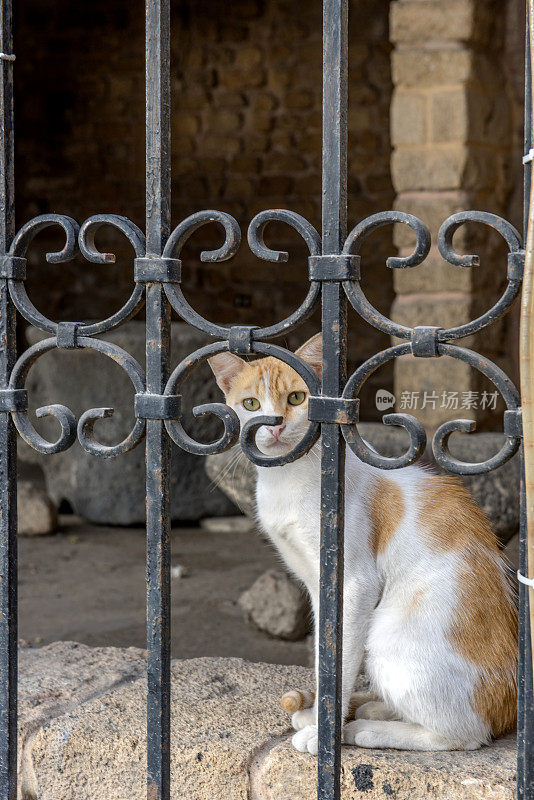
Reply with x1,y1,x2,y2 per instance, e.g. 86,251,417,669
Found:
340,210,523,472
0,208,523,476
5,213,148,456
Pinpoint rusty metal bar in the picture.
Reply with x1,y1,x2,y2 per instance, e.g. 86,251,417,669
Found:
317,1,348,798
145,2,172,800
0,1,16,798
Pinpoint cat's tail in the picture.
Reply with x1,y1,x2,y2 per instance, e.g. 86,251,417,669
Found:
280,689,315,713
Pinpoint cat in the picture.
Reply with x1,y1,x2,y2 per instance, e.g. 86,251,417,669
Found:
208,333,517,754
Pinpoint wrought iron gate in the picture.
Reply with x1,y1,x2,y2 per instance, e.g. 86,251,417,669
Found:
0,1,533,799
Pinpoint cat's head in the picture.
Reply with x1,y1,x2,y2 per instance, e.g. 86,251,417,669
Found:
208,334,322,457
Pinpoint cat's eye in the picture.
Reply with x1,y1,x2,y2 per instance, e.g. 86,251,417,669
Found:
243,397,260,411
288,391,306,406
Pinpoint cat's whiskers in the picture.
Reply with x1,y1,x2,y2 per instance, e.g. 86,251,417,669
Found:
207,448,245,493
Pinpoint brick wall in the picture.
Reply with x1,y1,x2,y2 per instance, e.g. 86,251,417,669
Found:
14,0,394,416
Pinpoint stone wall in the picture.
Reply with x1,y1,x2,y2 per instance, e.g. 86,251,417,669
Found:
389,0,525,430
13,0,526,430
14,0,394,415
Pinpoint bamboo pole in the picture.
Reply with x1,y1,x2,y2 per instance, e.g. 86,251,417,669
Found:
519,0,534,698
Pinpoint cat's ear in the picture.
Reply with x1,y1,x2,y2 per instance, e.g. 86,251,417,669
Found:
296,333,323,379
208,352,246,394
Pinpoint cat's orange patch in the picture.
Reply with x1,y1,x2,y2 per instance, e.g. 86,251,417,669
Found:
419,474,517,737
368,478,405,557
452,548,517,738
420,475,495,553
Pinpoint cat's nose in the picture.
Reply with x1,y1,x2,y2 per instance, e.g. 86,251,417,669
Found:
266,423,286,441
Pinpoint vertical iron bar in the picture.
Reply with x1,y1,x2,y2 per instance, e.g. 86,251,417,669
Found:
0,3,16,800
318,1,348,799
519,5,534,797
145,2,171,800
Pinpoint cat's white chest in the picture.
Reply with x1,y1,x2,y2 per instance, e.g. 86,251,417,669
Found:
255,461,320,590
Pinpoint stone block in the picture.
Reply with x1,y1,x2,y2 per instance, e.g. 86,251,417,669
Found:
392,48,473,88
203,134,241,155
391,291,472,330
218,66,265,90
393,191,471,240
394,353,474,429
266,153,306,173
177,113,201,137
246,134,270,153
392,249,473,295
19,322,236,525
258,175,293,196
250,113,274,133
391,295,505,360
215,90,246,109
210,110,241,132
182,87,210,111
392,147,468,192
234,45,263,70
284,90,314,110
430,89,469,143
239,569,312,640
17,481,57,536
225,177,256,200
267,68,292,92
230,155,261,174
252,92,278,113
391,1,479,45
391,92,427,146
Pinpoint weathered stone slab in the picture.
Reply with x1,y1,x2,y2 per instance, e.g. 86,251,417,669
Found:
23,645,310,800
18,641,147,798
251,735,516,800
20,322,236,524
19,642,516,800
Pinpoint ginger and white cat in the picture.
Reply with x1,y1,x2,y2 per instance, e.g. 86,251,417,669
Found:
209,334,517,754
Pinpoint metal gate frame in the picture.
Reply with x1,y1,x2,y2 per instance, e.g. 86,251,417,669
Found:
0,1,533,799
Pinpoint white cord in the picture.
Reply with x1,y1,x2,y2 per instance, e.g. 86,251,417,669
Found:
0,53,15,62
518,570,534,588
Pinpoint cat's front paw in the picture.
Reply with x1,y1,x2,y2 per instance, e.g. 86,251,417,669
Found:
344,719,380,748
291,707,316,731
292,724,318,755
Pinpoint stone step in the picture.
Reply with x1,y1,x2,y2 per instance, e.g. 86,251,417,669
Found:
18,641,516,800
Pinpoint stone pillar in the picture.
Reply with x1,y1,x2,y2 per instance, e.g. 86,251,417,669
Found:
389,0,519,431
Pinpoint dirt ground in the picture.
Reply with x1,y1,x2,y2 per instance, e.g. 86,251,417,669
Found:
18,515,311,666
